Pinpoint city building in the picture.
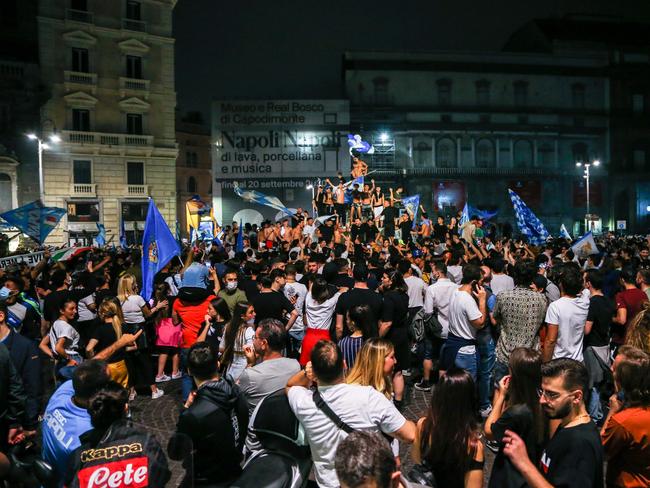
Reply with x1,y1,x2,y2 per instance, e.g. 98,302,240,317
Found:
36,0,178,245
344,49,611,235
176,112,212,237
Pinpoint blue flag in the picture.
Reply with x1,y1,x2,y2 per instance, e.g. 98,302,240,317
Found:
95,222,106,246
559,223,572,240
119,217,128,249
459,203,469,235
234,184,295,217
236,220,244,252
0,200,65,243
468,205,498,221
507,189,550,246
141,199,180,300
401,195,420,229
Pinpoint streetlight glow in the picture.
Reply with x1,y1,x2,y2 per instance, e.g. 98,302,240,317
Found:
380,132,389,142
593,160,600,166
576,162,582,167
49,134,61,143
27,133,37,140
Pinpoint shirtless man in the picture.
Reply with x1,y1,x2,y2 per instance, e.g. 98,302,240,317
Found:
351,157,368,178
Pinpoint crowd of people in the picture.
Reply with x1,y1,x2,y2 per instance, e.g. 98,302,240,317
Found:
0,195,649,488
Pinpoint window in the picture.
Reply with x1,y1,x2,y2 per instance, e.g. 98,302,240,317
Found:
127,161,144,185
126,55,142,79
436,138,457,168
73,160,92,184
514,81,528,107
437,79,452,106
538,143,554,166
572,83,585,109
632,94,644,114
70,0,88,11
186,151,198,168
514,140,533,168
373,77,389,105
633,149,646,170
572,143,588,163
71,48,89,72
415,141,430,167
476,80,490,106
67,201,100,222
72,109,90,131
187,176,197,193
126,113,143,135
476,139,495,168
125,0,141,20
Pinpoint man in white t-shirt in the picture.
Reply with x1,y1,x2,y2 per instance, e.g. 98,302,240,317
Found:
542,267,590,362
441,264,486,381
489,258,514,296
400,261,426,310
287,340,415,488
283,264,307,357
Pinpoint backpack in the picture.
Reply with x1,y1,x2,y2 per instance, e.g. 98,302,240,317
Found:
155,317,182,347
409,308,443,342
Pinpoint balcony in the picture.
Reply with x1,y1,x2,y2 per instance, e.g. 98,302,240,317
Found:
64,71,98,93
119,77,150,99
63,131,154,147
66,8,93,23
126,184,149,196
122,18,147,32
70,183,96,197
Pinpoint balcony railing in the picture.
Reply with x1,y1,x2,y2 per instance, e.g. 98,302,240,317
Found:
122,18,147,32
70,183,96,197
119,77,150,95
63,131,154,147
126,184,149,196
64,70,97,85
369,166,548,177
66,8,93,23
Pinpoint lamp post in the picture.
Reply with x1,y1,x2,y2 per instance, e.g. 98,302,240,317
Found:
27,132,60,204
576,159,600,231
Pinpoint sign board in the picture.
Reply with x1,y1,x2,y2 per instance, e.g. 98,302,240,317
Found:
0,251,45,270
212,100,350,224
616,220,627,230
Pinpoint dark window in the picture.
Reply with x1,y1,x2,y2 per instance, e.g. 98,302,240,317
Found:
127,161,144,185
67,201,100,222
187,176,197,193
436,138,457,168
572,83,585,109
72,109,90,131
73,160,92,184
126,55,142,79
476,139,495,168
373,77,389,105
514,81,528,107
126,113,143,135
125,0,141,20
437,79,452,106
632,94,644,114
71,48,89,72
70,0,88,11
476,80,490,106
121,201,148,221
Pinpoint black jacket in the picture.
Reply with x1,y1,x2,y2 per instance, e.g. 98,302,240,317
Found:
168,376,249,485
3,329,41,430
65,419,170,488
0,343,26,430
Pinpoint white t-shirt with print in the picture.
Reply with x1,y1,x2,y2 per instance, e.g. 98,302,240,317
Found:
49,319,81,357
544,295,589,361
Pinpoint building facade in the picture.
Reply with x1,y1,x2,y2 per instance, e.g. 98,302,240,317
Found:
37,0,177,245
176,114,212,237
344,50,611,235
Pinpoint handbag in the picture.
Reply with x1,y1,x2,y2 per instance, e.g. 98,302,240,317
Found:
155,317,182,347
407,462,437,487
123,322,148,350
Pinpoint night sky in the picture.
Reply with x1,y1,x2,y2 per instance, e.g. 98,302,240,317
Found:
173,0,650,118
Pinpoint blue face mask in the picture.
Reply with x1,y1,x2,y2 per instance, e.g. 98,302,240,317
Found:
0,287,11,299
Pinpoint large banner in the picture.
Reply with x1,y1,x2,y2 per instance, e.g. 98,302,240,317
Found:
212,100,350,223
0,251,45,270
431,181,466,213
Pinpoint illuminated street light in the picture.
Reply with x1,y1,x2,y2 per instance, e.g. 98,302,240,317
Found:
27,132,60,203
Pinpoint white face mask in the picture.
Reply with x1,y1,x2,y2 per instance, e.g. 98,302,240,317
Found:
226,281,238,291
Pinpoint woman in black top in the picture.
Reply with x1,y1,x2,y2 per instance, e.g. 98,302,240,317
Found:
485,348,546,488
86,300,128,387
413,368,484,488
379,269,409,410
199,296,231,353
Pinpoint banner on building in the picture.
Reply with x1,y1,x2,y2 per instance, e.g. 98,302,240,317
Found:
0,251,46,270
431,181,466,213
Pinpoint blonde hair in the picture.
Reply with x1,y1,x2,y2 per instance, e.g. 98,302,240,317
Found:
117,274,137,303
98,300,123,340
626,303,650,355
346,338,394,399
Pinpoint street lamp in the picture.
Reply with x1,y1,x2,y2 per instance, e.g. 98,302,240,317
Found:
576,159,600,231
27,132,60,203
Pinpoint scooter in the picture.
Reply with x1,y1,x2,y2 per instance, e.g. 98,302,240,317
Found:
3,442,57,488
232,389,312,488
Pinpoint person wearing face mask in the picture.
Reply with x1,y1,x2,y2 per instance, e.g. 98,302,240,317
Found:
217,269,247,315
42,268,96,331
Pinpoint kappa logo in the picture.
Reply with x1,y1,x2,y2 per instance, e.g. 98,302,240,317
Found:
80,443,143,463
148,241,158,264
77,456,149,488
540,452,551,474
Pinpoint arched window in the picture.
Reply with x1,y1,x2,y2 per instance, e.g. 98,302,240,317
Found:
514,140,533,168
436,138,457,168
415,141,430,167
476,138,495,168
539,143,554,166
187,176,197,193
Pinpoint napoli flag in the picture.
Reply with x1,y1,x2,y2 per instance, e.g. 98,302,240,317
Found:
507,189,550,246
95,222,106,246
560,223,572,240
459,203,469,235
571,232,599,258
0,200,65,244
402,195,421,229
141,199,180,300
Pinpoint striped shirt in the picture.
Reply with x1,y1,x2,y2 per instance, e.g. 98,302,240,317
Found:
339,335,365,370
